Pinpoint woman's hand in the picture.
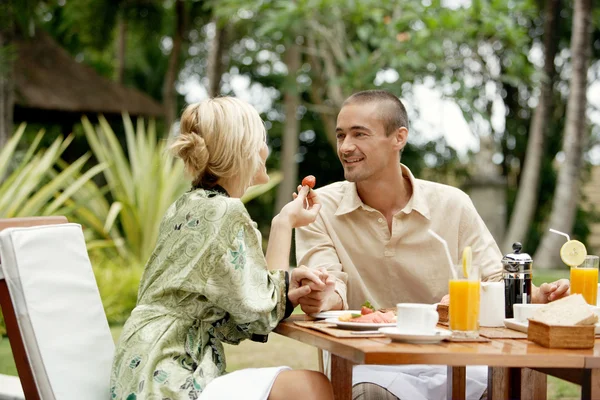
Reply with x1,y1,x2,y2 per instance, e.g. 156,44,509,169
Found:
287,266,327,308
277,185,321,228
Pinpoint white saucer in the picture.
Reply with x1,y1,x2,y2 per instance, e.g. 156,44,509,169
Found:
324,318,396,330
504,318,600,335
378,327,451,344
309,310,361,319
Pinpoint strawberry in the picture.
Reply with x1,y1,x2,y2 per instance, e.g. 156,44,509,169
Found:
361,306,374,315
301,175,316,189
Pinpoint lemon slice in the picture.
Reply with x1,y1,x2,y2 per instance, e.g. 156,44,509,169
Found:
560,240,587,267
462,246,472,278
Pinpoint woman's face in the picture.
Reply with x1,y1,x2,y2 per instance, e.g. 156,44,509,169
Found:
251,142,270,186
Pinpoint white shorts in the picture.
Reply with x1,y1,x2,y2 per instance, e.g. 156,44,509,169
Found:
199,366,291,400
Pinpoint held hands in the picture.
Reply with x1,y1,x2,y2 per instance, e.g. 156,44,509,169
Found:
277,185,321,229
532,279,570,304
287,266,328,308
297,267,337,314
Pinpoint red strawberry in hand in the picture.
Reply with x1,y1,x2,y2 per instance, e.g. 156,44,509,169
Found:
301,175,316,189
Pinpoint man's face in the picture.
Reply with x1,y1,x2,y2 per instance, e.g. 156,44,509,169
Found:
336,102,402,183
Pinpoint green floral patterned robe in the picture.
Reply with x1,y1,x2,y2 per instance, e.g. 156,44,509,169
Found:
110,188,288,400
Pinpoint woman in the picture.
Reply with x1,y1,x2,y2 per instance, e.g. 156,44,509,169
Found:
110,97,334,400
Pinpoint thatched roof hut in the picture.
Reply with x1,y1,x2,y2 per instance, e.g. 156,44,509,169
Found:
13,31,164,125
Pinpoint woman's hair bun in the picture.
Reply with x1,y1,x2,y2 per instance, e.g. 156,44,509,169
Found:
170,104,210,180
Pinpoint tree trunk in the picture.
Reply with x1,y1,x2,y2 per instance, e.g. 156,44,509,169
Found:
206,19,227,98
502,0,560,252
115,15,127,84
534,0,593,268
162,0,184,135
0,32,14,151
306,34,339,149
275,43,301,214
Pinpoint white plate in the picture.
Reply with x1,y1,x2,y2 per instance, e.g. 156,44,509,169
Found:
309,310,361,319
378,327,452,344
504,318,600,335
324,317,396,330
503,318,528,333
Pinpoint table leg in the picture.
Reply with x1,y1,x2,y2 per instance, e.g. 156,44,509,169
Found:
488,367,547,400
519,368,546,400
447,366,466,400
488,367,510,400
330,354,354,400
318,349,325,373
581,369,600,400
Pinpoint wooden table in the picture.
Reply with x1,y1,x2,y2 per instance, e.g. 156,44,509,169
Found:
274,315,600,400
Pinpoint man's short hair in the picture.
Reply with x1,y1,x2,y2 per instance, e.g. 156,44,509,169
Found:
343,90,409,136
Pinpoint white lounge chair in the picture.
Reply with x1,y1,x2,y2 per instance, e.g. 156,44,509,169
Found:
0,218,114,399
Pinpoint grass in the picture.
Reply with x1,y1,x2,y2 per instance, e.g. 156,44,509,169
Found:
0,270,582,398
0,336,17,376
532,269,570,287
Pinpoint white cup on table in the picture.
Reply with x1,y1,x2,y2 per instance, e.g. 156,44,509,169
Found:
396,303,439,333
479,281,505,327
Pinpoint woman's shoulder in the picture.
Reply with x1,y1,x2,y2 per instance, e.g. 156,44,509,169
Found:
177,189,251,224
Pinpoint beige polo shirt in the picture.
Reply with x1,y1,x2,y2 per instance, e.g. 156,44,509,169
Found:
295,164,503,310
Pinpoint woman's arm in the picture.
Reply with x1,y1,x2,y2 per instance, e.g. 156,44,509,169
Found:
197,196,323,338
265,185,321,271
265,215,293,271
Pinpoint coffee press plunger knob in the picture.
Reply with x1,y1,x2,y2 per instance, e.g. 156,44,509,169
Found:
512,242,522,254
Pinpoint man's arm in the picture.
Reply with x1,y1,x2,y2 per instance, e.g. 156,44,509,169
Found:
295,213,348,313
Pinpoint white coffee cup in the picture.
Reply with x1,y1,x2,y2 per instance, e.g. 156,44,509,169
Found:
396,303,439,333
479,281,505,327
513,303,543,323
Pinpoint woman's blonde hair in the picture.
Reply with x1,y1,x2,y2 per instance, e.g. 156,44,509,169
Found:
170,97,267,194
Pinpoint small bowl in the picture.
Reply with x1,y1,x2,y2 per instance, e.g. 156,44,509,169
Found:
513,303,544,323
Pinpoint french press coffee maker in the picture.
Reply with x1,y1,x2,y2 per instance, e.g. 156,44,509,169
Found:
502,242,533,319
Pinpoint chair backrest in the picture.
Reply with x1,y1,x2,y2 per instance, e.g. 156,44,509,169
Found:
0,220,114,400
0,217,69,400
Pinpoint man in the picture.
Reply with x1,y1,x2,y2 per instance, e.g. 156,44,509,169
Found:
295,90,570,400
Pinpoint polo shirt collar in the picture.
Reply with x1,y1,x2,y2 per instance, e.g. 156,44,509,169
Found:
400,164,431,220
334,164,431,220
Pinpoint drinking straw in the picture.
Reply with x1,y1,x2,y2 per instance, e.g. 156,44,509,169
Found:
549,228,570,242
428,229,458,280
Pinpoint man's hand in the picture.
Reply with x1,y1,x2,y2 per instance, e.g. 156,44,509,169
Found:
297,268,337,314
287,266,327,307
439,294,450,305
532,279,570,304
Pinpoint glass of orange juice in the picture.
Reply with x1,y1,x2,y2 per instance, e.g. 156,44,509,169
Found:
449,271,480,338
570,255,600,305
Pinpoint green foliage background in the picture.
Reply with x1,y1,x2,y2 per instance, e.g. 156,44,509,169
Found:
1,0,600,336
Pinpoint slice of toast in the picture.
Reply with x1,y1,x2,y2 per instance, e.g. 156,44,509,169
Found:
530,294,598,326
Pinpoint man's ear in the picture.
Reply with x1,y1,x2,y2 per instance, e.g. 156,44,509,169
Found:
393,127,408,151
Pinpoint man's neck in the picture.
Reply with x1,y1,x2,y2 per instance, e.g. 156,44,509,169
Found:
355,165,413,216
